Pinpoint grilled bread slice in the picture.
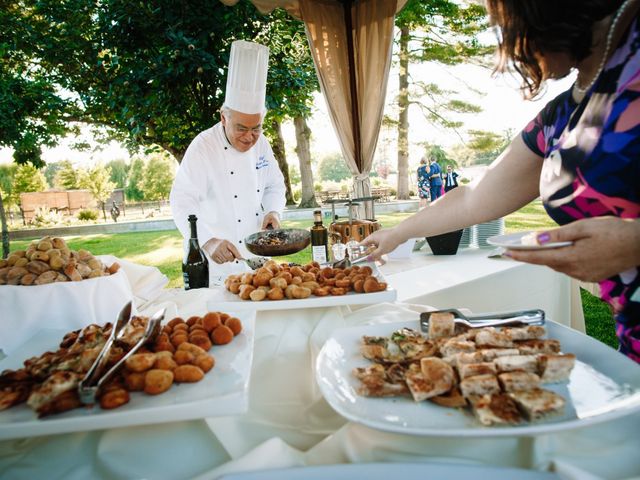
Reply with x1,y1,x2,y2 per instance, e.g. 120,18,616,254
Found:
538,353,576,383
459,373,500,397
427,312,456,339
469,393,523,426
494,354,538,373
509,388,566,421
498,371,541,392
405,358,455,402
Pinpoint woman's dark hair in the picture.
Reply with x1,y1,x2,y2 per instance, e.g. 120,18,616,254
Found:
486,0,622,98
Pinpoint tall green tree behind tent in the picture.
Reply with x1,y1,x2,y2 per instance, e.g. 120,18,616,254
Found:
141,154,175,202
126,158,146,202
259,8,319,208
106,159,130,189
54,160,80,190
78,164,116,222
393,0,490,199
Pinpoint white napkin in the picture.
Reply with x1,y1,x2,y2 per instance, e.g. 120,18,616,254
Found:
98,255,168,311
0,267,133,356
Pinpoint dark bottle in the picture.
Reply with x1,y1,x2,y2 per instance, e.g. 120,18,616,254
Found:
182,214,209,290
310,209,329,264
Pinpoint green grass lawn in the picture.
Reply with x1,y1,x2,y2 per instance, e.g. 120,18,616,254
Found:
10,200,616,348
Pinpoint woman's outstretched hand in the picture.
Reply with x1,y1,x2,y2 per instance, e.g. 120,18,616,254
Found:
506,217,640,282
360,227,404,262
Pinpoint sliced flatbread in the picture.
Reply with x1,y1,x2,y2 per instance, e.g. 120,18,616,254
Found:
469,393,524,426
459,373,500,397
538,353,576,383
498,371,541,392
509,388,566,421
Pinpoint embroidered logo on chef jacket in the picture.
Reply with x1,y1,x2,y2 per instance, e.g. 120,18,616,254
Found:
256,155,269,170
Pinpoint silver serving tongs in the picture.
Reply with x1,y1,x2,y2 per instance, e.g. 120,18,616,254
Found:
420,308,545,333
78,304,165,405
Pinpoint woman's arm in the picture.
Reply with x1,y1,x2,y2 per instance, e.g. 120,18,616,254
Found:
363,135,543,258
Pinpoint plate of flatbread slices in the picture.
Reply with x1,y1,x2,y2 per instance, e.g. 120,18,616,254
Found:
315,317,640,437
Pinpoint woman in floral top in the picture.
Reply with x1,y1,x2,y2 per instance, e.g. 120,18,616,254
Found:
363,0,640,362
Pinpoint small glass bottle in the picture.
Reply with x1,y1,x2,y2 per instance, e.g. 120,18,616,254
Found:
182,214,209,290
310,209,329,264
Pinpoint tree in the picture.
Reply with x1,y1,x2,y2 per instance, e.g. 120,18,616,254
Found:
260,8,319,208
43,162,62,188
13,164,47,197
288,164,301,185
141,154,175,201
125,157,146,202
9,0,319,162
319,153,352,182
54,160,79,190
0,164,18,221
393,0,490,199
78,163,116,221
106,159,130,189
467,129,512,164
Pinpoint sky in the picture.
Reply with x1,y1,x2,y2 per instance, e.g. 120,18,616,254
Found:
0,60,576,170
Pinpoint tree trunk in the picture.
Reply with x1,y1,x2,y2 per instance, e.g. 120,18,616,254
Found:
0,192,9,259
294,116,318,209
270,119,295,205
396,25,410,200
101,201,107,222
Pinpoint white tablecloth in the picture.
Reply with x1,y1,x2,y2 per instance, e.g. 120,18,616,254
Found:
2,253,634,480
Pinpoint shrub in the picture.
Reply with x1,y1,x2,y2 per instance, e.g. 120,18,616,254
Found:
32,206,64,227
292,186,302,202
77,209,99,221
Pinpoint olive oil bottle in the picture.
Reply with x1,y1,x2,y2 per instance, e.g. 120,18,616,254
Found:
310,209,329,264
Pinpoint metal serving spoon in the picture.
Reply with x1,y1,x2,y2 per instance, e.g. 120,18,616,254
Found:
238,256,269,270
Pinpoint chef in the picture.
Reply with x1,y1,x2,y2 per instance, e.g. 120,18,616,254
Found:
170,40,286,284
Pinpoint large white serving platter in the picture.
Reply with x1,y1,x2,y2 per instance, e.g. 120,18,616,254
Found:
220,462,559,480
0,309,256,441
316,318,640,437
207,262,396,311
487,231,573,250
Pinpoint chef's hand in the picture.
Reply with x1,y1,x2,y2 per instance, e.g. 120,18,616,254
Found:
506,217,640,282
262,211,281,230
203,238,242,264
360,227,404,262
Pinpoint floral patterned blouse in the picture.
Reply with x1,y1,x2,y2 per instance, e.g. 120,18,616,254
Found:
521,16,640,362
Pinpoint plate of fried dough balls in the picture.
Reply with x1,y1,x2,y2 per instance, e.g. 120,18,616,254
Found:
0,309,256,440
0,236,119,286
215,260,396,311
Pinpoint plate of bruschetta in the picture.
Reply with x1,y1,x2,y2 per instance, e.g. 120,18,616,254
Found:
315,314,640,437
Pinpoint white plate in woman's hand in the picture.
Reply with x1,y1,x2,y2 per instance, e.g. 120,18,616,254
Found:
487,231,573,250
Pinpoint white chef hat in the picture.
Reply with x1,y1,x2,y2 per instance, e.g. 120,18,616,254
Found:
223,40,269,115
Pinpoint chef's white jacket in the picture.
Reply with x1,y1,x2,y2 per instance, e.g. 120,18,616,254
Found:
170,122,286,283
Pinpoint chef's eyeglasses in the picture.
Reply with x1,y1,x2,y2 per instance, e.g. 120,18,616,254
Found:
234,124,262,135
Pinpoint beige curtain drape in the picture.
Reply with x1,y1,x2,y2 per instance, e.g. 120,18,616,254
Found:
299,0,397,219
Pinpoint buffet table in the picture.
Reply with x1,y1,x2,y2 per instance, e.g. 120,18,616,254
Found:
1,252,637,480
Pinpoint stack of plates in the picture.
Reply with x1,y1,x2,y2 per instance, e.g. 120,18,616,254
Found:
459,226,475,249
474,218,505,248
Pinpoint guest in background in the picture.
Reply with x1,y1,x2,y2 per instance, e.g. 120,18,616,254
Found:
443,165,460,193
416,157,430,208
428,156,443,201
363,0,640,362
